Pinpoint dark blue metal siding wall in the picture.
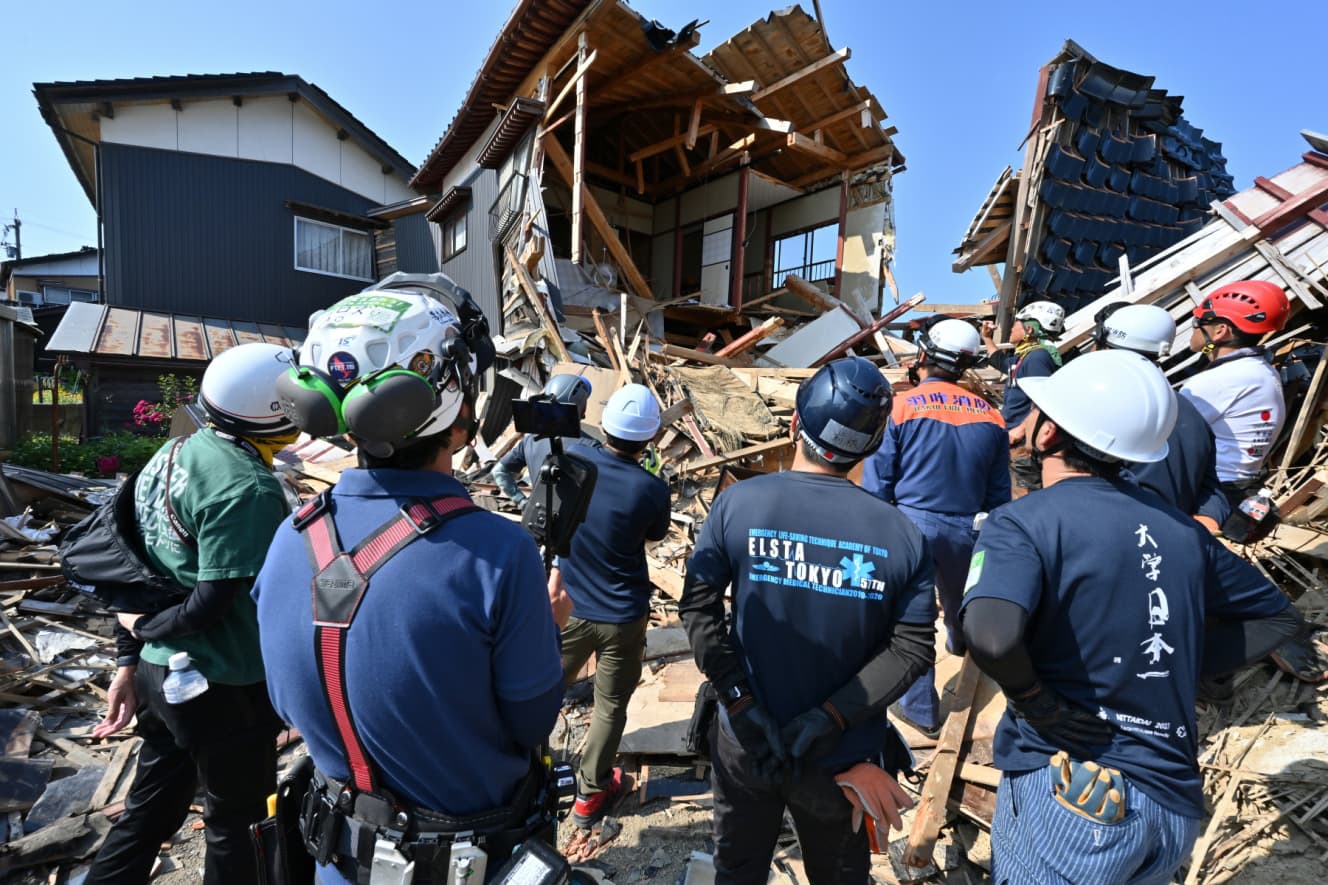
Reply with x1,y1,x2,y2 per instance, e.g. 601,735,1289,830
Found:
391,213,439,274
100,143,386,325
439,166,501,331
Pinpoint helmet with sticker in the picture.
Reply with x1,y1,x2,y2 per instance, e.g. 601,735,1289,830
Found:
298,289,475,438
1092,303,1176,359
200,342,298,437
1015,300,1066,336
919,318,982,375
795,357,892,465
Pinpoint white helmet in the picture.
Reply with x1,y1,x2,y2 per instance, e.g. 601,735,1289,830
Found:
200,342,298,438
1019,349,1176,463
299,290,477,439
1015,301,1066,336
1093,303,1175,359
920,319,982,375
602,384,661,442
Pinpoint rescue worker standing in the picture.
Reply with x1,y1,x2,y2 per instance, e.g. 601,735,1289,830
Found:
862,319,1009,736
553,384,672,827
87,342,299,885
1180,280,1290,509
492,374,594,506
681,357,935,885
960,350,1302,884
254,281,564,884
982,300,1065,492
1090,302,1229,530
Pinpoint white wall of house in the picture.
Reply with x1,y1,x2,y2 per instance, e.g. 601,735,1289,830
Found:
770,187,839,237
8,252,100,276
99,96,413,205
840,202,887,318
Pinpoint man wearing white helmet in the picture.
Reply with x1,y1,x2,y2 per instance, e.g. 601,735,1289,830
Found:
959,350,1297,884
553,383,672,829
863,318,1010,737
982,300,1065,491
1091,302,1228,530
253,278,565,884
87,342,300,885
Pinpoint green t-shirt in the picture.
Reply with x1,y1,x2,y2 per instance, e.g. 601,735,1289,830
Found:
134,429,288,684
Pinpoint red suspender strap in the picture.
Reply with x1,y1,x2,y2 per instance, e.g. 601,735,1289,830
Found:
295,493,480,796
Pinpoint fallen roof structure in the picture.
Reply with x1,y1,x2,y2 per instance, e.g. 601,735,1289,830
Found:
953,40,1237,329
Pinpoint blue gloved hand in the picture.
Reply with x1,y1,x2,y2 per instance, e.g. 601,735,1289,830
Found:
1049,751,1125,823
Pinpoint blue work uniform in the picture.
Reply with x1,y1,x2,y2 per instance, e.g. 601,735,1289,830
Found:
252,469,562,885
959,477,1288,883
862,376,1010,729
1127,395,1230,526
557,442,672,624
499,431,594,488
994,345,1058,429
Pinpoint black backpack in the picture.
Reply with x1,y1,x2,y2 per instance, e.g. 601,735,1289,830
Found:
58,441,193,613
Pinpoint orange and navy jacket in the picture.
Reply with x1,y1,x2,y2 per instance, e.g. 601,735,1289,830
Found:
862,377,1011,515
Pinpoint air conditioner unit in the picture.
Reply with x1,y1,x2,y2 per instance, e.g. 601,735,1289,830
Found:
17,291,42,305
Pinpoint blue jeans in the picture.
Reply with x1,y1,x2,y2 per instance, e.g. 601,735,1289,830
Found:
896,505,976,730
991,766,1200,884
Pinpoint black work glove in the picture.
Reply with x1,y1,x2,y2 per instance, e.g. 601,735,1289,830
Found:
1007,682,1113,752
726,700,788,782
781,704,845,765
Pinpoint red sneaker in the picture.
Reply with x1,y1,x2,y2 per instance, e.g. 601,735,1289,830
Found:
571,767,622,828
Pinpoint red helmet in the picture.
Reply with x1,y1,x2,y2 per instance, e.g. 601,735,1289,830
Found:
1193,280,1290,335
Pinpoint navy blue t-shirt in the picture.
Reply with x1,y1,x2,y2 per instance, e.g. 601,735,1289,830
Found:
959,477,1287,818
558,443,671,624
499,432,594,485
1127,395,1230,525
1000,346,1058,428
686,471,935,770
252,469,562,817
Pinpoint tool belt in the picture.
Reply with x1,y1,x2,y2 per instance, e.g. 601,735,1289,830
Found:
299,757,554,884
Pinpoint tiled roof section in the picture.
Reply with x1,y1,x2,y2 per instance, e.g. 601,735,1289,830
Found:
1020,44,1235,311
411,0,594,189
46,302,304,362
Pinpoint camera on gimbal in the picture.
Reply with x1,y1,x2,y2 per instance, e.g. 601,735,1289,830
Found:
514,396,597,565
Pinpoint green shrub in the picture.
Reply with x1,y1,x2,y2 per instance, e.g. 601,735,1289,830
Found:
7,431,167,476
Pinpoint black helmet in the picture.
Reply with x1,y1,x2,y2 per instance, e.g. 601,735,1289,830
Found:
795,357,892,464
543,374,593,419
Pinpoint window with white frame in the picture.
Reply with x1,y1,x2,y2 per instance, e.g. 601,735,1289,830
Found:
40,285,99,305
294,217,373,281
442,214,467,261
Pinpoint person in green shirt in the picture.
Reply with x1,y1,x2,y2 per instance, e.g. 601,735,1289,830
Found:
86,342,300,885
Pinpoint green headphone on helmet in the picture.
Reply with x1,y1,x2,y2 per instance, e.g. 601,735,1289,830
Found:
276,339,473,456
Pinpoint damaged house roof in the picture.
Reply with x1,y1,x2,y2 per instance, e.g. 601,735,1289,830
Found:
414,1,901,200
953,40,1236,318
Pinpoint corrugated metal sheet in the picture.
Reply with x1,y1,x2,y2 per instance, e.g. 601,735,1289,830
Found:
439,166,502,331
392,213,439,275
101,143,382,325
47,303,304,362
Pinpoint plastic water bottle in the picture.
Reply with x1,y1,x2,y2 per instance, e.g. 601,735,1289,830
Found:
162,652,209,704
1224,487,1277,544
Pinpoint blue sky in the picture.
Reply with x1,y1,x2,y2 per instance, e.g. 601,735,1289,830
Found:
2,0,1322,306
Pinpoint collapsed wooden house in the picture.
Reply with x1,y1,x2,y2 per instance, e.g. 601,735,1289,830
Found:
953,40,1239,330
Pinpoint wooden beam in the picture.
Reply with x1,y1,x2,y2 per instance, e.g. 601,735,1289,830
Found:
591,31,700,94
585,161,637,190
649,343,740,367
543,47,598,124
720,80,757,96
543,134,655,302
785,132,848,166
572,32,589,264
904,655,981,868
680,438,794,473
503,244,570,361
753,47,850,100
731,163,750,308
629,125,719,164
802,100,872,135
686,100,703,150
834,172,849,298
715,317,783,358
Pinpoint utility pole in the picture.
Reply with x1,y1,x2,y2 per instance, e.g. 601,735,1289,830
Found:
1,210,19,261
